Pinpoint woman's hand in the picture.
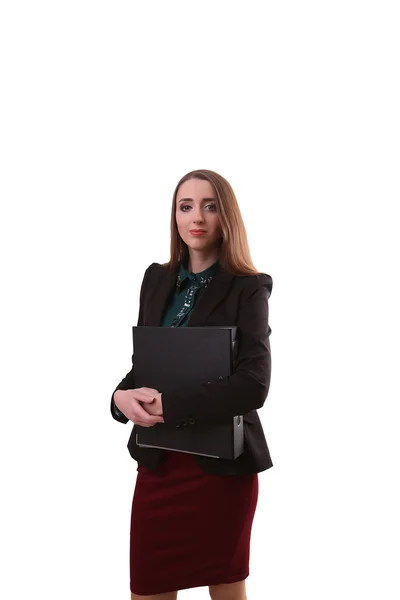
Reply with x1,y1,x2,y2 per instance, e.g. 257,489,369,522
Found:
113,388,164,427
140,389,163,417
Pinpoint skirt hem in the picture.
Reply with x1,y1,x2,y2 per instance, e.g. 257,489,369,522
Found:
130,570,250,596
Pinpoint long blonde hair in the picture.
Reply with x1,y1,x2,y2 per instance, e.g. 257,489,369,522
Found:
162,169,262,276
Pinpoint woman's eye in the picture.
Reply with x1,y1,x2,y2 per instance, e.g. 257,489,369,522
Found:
180,204,217,212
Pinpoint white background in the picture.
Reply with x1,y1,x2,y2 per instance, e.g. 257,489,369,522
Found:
1,1,399,599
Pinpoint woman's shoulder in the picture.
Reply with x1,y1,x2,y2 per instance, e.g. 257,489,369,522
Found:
234,271,273,290
141,262,176,283
144,262,163,274
238,271,272,284
234,271,273,296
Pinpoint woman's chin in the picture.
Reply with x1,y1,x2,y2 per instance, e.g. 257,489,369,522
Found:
186,240,216,251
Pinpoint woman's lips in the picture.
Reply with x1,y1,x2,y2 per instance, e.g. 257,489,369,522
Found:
189,230,206,236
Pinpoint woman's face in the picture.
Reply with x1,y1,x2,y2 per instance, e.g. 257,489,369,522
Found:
175,178,222,252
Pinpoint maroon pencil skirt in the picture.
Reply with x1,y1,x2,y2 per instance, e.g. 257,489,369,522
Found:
130,449,259,596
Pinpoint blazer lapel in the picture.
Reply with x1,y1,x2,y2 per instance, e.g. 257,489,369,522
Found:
145,263,234,327
187,266,233,326
146,265,178,327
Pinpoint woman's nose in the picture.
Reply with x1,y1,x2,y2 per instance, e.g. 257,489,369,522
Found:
192,212,205,223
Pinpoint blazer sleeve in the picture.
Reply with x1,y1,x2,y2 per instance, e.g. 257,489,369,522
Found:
161,273,273,424
110,262,158,424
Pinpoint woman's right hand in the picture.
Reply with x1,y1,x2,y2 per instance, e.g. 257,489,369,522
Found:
113,388,165,427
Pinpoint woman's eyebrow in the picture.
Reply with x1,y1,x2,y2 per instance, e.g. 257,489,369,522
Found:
178,197,216,203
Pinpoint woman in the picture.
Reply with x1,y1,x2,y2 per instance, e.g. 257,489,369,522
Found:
111,169,273,600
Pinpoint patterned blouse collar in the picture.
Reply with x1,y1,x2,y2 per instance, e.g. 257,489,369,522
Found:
176,256,219,293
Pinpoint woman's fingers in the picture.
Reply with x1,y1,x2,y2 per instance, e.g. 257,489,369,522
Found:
136,387,160,401
135,419,163,428
118,389,164,426
131,388,159,403
135,417,164,427
133,400,164,425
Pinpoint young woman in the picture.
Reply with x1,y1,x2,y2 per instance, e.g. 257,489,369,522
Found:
111,169,273,600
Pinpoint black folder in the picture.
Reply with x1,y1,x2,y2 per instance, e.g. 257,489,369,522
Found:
133,326,244,459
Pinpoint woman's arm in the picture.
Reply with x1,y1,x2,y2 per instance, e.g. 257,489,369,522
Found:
110,262,158,424
160,274,273,424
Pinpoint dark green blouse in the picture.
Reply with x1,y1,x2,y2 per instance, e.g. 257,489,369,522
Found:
161,257,219,327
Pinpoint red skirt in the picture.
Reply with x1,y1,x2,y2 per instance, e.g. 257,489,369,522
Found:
130,449,258,595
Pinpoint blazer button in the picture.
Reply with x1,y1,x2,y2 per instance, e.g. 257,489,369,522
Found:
207,381,211,385
188,417,195,425
218,375,224,380
181,418,188,426
175,420,181,428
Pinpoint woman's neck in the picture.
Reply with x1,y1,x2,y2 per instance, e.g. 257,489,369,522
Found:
186,249,219,274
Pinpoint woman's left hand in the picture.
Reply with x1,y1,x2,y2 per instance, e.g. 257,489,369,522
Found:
139,387,163,417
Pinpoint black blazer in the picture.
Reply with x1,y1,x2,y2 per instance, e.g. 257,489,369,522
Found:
111,261,274,476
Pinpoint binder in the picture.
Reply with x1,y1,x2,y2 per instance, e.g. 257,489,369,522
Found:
133,326,244,459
